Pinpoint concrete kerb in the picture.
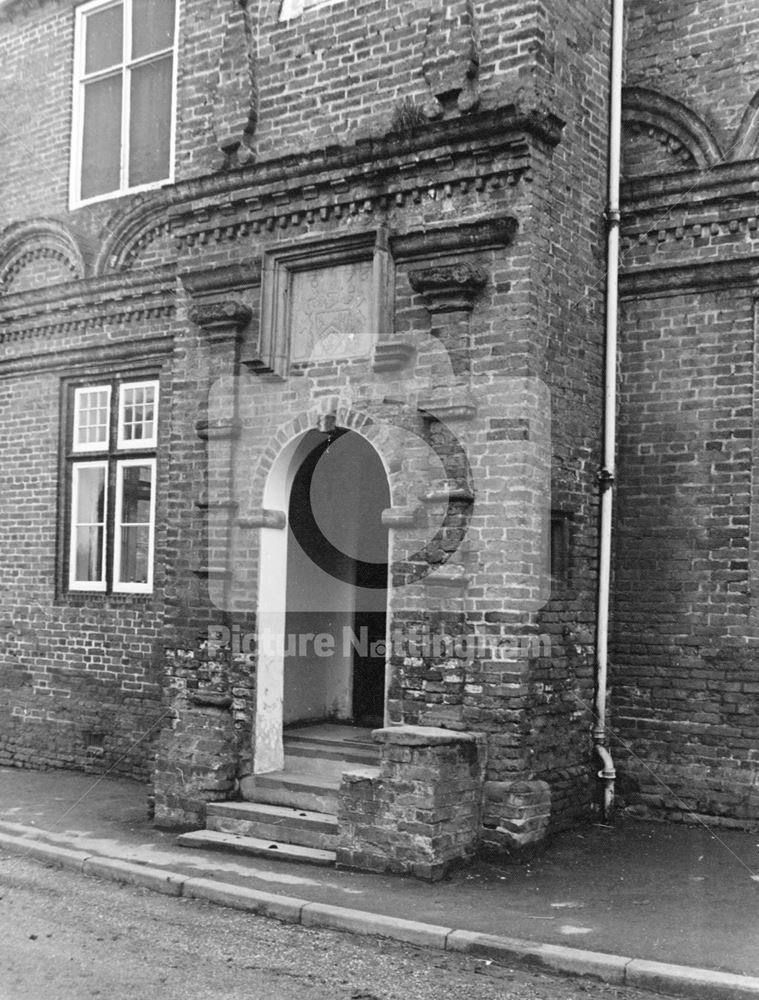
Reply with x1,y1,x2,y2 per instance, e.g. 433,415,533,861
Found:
446,929,631,984
2,828,759,1000
182,877,308,923
0,831,91,873
82,856,186,896
301,902,451,949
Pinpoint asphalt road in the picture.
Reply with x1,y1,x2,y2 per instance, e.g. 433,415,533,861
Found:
0,853,668,1000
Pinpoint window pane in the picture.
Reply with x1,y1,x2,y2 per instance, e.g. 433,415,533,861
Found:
119,382,157,446
119,524,150,584
74,387,110,450
120,463,152,523
128,56,172,187
117,463,153,585
75,526,106,582
84,2,123,74
75,466,106,524
132,0,175,59
81,74,123,200
72,465,106,585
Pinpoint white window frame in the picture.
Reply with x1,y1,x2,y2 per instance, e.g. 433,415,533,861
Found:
72,384,112,453
66,377,159,595
112,457,157,594
69,0,179,209
69,460,109,592
117,380,159,450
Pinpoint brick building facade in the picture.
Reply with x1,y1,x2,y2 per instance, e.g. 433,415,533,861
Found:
0,0,756,877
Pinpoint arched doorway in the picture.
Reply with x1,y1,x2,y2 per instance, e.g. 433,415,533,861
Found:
284,428,389,728
253,425,389,774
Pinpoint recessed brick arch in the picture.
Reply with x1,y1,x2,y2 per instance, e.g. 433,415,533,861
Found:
0,219,85,294
95,196,172,274
622,85,723,170
731,89,759,162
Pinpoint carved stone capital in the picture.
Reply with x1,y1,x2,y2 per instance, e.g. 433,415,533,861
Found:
408,263,487,313
189,300,252,337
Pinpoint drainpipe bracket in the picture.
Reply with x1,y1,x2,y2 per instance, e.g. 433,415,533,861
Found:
597,468,615,487
605,207,621,225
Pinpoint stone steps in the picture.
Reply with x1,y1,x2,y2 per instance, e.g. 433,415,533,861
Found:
206,800,338,850
243,769,342,814
177,725,380,867
177,829,336,866
284,739,378,770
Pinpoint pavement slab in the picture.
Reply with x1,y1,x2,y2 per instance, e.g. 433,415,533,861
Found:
1,764,758,999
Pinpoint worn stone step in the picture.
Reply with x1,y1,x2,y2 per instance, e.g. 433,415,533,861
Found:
240,770,342,813
283,724,374,746
283,731,375,749
283,739,379,770
283,752,379,779
178,829,336,866
206,801,338,850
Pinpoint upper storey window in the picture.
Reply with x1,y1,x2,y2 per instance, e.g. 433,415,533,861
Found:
70,0,178,207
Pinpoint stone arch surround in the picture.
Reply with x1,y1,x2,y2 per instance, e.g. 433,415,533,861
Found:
252,416,393,774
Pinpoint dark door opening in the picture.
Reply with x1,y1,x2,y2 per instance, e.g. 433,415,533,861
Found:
285,428,389,727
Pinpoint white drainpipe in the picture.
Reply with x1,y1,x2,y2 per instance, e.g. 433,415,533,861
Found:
594,0,624,823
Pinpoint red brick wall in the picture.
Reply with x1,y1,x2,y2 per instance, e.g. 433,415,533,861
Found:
625,0,759,148
525,0,609,828
0,0,612,840
0,2,73,223
614,288,758,823
617,0,759,825
0,308,174,779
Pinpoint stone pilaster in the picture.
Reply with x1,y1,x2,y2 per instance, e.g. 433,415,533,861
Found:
154,264,258,828
408,262,487,377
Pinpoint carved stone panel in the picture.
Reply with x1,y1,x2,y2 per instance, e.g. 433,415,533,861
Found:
255,230,392,378
290,260,373,362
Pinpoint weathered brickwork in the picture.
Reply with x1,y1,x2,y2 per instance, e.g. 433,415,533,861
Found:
616,0,759,825
0,0,638,867
626,0,759,151
0,302,175,778
337,726,486,880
